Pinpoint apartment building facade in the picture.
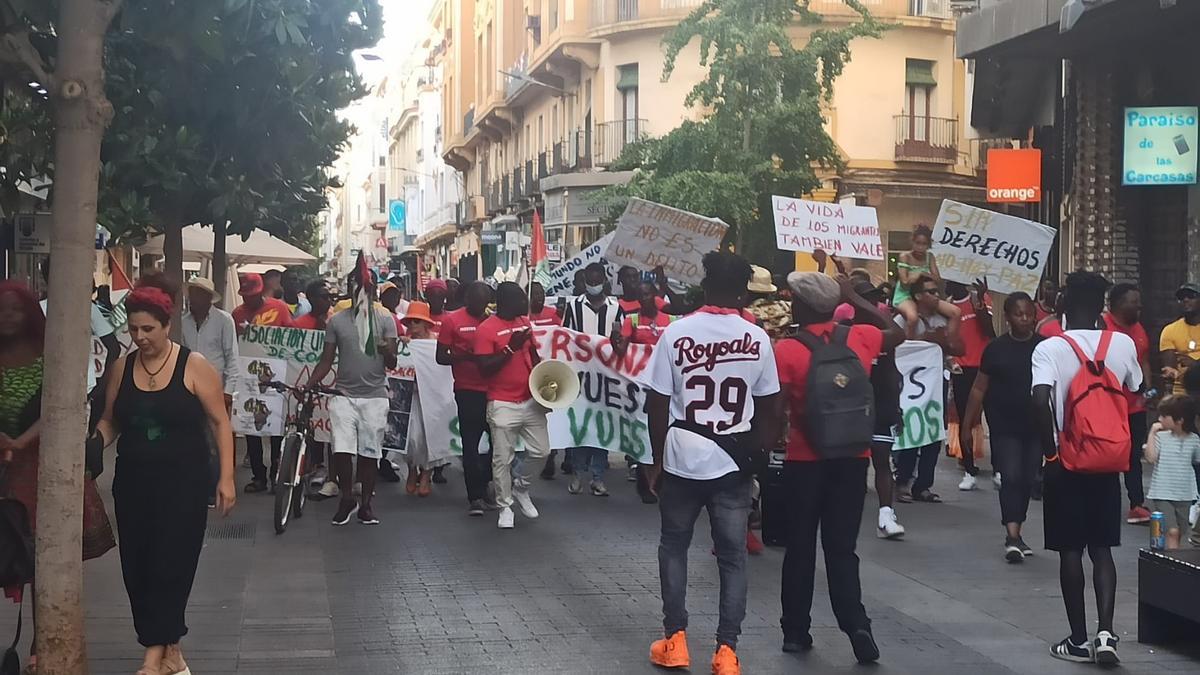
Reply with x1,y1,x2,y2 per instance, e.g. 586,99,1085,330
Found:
434,0,987,279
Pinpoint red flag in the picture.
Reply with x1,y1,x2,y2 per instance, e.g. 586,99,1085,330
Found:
108,250,133,290
530,210,548,267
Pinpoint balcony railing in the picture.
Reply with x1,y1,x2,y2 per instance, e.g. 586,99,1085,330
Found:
512,166,524,201
501,174,510,207
811,0,951,19
594,119,648,167
525,160,536,193
894,114,958,164
591,0,704,28
537,151,550,180
552,141,566,173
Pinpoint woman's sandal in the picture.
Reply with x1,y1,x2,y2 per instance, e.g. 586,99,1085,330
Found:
912,490,942,503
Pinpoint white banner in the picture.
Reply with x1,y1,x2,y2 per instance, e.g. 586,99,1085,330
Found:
604,198,727,285
931,200,1056,296
893,341,946,451
772,196,884,260
534,325,654,460
541,232,616,297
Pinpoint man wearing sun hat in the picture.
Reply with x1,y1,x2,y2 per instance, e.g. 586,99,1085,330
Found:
183,275,241,508
746,265,791,340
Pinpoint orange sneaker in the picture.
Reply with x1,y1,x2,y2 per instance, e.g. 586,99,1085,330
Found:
649,630,690,668
711,644,740,675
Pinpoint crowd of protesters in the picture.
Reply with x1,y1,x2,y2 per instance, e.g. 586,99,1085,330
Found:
5,221,1200,674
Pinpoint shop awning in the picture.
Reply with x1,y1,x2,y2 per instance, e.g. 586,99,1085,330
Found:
414,223,457,249
905,60,936,86
137,224,315,265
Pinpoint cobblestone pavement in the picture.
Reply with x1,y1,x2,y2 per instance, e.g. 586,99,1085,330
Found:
4,453,1200,674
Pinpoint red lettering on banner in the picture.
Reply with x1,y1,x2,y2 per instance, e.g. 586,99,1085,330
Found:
573,333,594,363
549,329,572,361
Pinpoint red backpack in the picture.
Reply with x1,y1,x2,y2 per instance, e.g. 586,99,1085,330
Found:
1058,332,1131,473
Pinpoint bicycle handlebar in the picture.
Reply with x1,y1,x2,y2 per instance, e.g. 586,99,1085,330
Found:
258,381,344,397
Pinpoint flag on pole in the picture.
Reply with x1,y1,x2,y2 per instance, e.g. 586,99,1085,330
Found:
350,250,377,356
531,210,551,286
108,250,133,291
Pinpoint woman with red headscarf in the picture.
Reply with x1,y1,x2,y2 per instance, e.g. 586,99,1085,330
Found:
1,281,116,673
90,273,236,675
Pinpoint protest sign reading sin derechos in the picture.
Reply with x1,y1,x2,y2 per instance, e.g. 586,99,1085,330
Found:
604,198,728,286
931,200,1056,296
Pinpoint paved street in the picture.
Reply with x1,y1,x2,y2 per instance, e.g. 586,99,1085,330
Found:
5,452,1200,674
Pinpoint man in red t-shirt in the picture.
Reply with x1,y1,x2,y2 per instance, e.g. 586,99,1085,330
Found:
474,282,548,530
425,278,449,337
292,280,333,330
1102,283,1155,524
528,281,560,327
946,280,996,489
231,273,294,493
771,272,904,662
615,281,676,353
436,281,495,515
231,273,295,334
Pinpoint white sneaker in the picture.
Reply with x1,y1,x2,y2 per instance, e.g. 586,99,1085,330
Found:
958,473,978,491
497,507,515,529
877,506,905,540
1189,502,1199,527
513,490,539,519
309,466,328,488
992,472,1002,489
318,480,340,498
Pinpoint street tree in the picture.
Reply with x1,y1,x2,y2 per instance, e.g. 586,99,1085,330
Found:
0,0,123,672
604,0,883,264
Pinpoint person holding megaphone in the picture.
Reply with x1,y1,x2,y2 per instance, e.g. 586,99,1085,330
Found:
474,282,553,529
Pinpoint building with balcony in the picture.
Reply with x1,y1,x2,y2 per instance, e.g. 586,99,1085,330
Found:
434,0,986,280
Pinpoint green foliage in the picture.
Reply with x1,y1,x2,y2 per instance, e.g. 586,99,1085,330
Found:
0,0,382,251
609,0,883,265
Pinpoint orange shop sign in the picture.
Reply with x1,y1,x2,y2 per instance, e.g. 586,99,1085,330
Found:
986,148,1042,203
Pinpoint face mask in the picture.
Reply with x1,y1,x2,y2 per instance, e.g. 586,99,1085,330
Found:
585,283,604,296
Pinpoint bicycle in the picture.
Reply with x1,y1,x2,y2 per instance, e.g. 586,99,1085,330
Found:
258,380,342,534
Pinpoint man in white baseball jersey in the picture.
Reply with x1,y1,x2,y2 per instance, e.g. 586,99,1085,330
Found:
644,252,780,675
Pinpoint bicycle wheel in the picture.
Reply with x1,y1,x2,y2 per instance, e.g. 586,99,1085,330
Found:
274,435,302,534
291,439,307,518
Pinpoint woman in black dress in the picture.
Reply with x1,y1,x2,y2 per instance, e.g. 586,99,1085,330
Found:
93,274,236,675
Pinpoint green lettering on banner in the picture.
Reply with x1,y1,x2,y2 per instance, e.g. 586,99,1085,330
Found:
568,407,592,447
619,416,648,461
896,401,944,449
449,416,461,454
595,411,615,446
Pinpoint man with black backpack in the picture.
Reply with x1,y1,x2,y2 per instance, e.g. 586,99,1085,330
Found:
771,271,904,664
1032,271,1142,665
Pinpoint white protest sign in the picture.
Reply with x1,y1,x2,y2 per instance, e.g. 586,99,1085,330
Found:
604,198,727,286
534,325,654,459
892,341,946,451
772,196,884,260
541,232,616,297
931,200,1056,296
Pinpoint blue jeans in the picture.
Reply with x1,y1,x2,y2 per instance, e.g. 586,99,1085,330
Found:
659,472,752,648
572,447,608,481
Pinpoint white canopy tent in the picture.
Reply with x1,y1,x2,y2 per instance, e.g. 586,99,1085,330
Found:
138,224,315,304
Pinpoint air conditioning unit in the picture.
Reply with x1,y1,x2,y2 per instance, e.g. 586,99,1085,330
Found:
468,195,487,222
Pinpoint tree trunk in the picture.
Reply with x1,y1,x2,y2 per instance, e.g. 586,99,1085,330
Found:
163,223,184,338
212,220,228,309
37,1,122,673
736,116,751,254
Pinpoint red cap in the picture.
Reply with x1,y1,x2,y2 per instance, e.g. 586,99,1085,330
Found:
239,273,264,297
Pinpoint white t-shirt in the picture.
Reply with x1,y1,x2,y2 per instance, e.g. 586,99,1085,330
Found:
648,308,781,480
1031,329,1142,430
42,299,115,393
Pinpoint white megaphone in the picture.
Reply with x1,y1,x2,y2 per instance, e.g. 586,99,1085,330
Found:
528,359,580,409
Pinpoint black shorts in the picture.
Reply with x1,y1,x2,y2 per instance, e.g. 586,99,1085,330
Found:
1043,468,1121,552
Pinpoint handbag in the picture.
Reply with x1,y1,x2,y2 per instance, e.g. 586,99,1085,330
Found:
669,419,766,477
82,477,116,562
0,466,35,589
